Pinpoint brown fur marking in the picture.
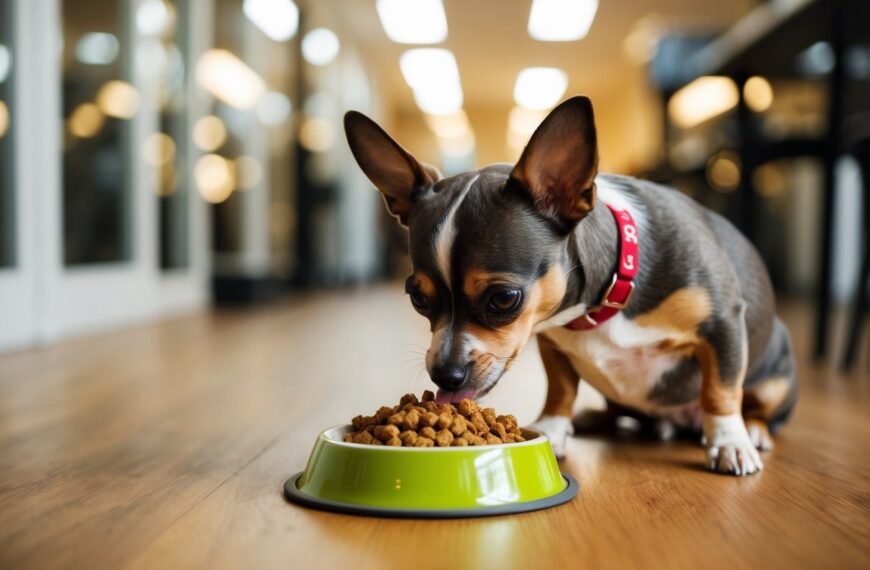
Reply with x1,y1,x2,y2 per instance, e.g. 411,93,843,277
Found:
743,376,791,420
538,335,581,418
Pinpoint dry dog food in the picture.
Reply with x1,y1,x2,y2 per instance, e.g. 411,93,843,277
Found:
343,392,525,447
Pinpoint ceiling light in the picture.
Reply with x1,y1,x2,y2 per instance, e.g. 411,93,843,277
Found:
67,102,105,138
528,0,599,42
299,118,335,152
256,91,292,125
143,132,176,166
0,101,9,138
744,76,773,112
706,151,741,192
376,0,448,44
192,115,227,151
243,0,299,42
196,154,235,203
513,67,568,110
137,0,171,37
0,45,10,83
668,76,738,129
302,28,340,66
400,48,464,115
96,81,141,119
75,33,119,65
196,49,266,109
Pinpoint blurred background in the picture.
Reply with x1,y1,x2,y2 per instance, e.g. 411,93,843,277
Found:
0,0,867,368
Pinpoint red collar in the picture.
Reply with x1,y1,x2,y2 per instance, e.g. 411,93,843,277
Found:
564,203,639,331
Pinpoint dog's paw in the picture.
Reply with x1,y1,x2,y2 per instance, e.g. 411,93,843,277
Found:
530,415,574,458
702,414,763,476
745,418,774,451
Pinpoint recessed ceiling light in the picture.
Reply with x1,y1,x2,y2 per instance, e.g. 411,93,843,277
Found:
513,67,568,110
376,0,448,44
528,0,599,42
243,0,300,42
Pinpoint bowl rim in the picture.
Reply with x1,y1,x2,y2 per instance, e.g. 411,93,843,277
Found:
320,424,548,452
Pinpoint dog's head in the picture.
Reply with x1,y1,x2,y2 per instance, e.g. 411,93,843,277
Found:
344,97,599,403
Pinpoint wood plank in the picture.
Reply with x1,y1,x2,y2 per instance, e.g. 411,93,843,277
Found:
0,287,867,569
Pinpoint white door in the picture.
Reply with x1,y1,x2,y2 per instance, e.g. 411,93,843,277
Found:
0,0,209,350
0,0,36,351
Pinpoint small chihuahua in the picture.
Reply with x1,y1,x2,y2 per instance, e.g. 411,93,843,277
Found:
344,96,796,476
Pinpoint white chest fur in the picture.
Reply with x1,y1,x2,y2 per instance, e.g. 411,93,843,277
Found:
540,315,689,414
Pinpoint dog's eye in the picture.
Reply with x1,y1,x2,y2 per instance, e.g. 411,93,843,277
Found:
487,289,522,313
409,290,429,311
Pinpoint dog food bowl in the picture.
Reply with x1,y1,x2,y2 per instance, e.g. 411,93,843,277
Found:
284,425,578,518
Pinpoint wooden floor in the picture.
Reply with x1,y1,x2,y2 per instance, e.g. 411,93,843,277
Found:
0,285,867,569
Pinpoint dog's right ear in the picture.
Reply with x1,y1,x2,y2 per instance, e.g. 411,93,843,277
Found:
344,111,441,226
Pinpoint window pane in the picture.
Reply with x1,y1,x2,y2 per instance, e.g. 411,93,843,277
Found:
0,0,13,267
155,0,188,269
62,0,131,266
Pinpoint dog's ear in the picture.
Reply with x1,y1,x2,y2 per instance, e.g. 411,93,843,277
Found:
510,96,599,229
344,111,441,226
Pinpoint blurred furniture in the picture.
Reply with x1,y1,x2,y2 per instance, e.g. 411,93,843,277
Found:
683,0,870,360
843,133,870,369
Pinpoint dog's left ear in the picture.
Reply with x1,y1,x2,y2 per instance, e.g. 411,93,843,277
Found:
510,96,599,228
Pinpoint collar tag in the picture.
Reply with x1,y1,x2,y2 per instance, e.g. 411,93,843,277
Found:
565,203,639,331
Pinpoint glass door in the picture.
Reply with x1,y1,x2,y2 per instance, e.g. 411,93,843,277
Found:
0,0,209,350
0,0,37,351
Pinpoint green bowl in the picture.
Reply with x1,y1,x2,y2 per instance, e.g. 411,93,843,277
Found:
284,425,578,518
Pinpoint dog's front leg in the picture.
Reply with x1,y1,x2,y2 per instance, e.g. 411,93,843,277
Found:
696,303,763,476
530,334,580,458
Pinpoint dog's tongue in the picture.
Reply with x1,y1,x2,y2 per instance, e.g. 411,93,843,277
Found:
435,388,479,405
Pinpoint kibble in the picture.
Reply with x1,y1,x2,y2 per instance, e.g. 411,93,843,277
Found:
342,392,525,447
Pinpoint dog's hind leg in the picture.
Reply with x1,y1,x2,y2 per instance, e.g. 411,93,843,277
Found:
742,317,798,450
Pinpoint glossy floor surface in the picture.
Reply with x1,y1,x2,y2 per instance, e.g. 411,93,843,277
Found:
0,286,867,569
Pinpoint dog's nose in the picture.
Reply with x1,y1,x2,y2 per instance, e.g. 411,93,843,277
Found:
430,363,470,391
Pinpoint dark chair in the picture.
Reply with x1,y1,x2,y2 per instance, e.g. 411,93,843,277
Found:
843,137,870,370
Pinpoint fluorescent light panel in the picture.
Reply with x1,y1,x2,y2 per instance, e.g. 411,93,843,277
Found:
514,67,567,110
302,28,340,66
243,0,300,42
376,0,448,44
528,0,599,42
400,48,463,115
668,76,738,129
196,49,266,109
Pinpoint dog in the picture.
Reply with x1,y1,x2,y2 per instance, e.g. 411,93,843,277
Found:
343,96,797,476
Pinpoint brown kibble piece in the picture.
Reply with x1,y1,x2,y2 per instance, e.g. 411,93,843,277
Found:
419,412,439,428
420,426,437,440
435,429,454,447
452,437,469,447
403,409,420,431
470,413,489,435
497,414,518,428
421,390,435,402
374,424,400,442
458,399,479,417
387,412,405,427
414,437,434,447
343,433,354,443
353,431,374,444
386,437,402,446
399,430,418,446
449,415,467,436
437,413,453,430
492,422,507,438
400,393,419,406
484,433,502,445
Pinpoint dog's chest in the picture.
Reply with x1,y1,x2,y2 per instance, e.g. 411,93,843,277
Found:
541,315,696,413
